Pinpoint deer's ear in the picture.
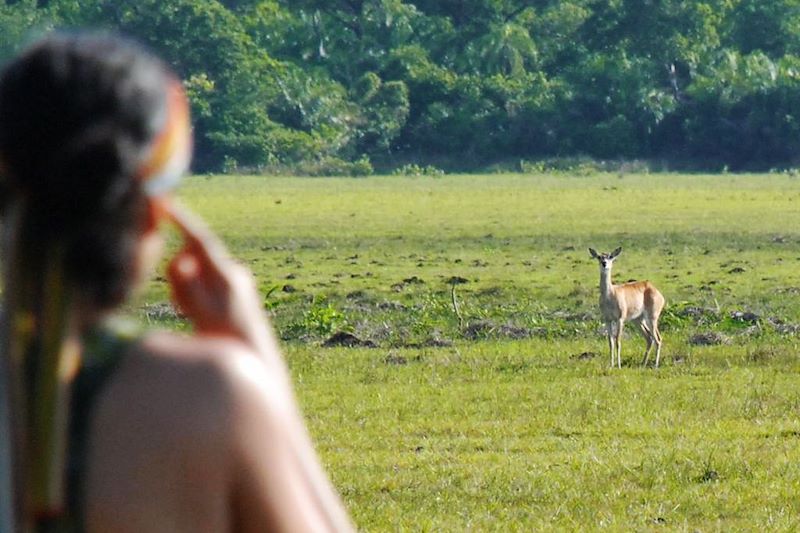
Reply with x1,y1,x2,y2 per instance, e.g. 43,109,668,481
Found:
610,247,622,258
588,248,598,258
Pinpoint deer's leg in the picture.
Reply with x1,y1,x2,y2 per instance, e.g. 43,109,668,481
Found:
607,322,615,367
653,322,663,368
615,319,624,368
640,321,654,366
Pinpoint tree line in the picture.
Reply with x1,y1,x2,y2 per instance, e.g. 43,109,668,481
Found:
3,0,800,174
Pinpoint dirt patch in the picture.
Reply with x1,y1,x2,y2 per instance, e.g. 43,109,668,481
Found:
384,353,408,365
391,276,425,291
462,320,541,340
678,306,720,321
688,332,730,346
730,310,759,323
476,286,503,297
322,331,376,348
571,351,598,360
422,336,453,347
377,300,406,311
385,354,407,365
404,335,454,348
767,317,800,335
345,290,368,300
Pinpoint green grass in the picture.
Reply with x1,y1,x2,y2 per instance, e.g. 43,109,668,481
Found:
291,342,800,531
137,173,800,530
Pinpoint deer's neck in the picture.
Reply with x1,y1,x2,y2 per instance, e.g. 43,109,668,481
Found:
599,269,614,298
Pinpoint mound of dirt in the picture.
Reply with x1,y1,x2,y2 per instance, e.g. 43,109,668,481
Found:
730,310,760,323
688,332,730,346
678,306,720,320
384,353,408,365
391,276,426,292
767,317,800,335
404,335,454,348
322,331,376,348
462,320,540,340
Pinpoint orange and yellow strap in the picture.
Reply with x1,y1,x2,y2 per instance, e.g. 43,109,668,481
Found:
138,78,192,196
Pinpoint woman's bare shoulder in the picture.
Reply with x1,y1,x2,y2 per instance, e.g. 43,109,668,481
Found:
105,331,282,426
101,330,296,443
132,331,289,405
136,330,258,364
91,332,260,453
85,332,281,531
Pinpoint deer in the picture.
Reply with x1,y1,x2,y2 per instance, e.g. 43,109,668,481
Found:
589,247,665,368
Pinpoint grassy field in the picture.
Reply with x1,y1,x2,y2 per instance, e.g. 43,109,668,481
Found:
139,173,800,531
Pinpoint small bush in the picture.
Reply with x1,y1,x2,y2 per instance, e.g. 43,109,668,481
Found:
392,163,445,176
303,301,349,336
261,155,374,177
519,157,652,175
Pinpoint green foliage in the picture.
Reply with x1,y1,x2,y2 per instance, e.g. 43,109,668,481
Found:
10,0,800,170
463,20,538,77
284,155,374,177
352,73,409,154
301,298,349,337
519,156,607,176
0,1,50,63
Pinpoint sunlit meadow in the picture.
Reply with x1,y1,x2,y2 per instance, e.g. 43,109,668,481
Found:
136,173,800,531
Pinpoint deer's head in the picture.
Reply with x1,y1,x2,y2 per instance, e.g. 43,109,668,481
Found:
589,247,622,272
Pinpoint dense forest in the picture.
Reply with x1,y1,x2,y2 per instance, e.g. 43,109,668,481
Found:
3,1,800,173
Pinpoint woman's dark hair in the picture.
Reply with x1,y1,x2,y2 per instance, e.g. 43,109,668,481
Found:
0,33,176,529
0,32,171,307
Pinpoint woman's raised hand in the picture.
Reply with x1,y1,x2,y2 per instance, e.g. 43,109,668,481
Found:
165,201,272,356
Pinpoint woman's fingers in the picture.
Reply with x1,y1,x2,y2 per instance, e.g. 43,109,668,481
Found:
168,250,207,315
165,200,231,268
164,205,251,335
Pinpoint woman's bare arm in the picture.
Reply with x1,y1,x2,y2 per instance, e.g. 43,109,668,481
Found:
164,201,354,532
227,352,354,532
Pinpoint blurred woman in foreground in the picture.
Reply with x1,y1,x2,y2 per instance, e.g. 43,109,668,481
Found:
0,32,353,532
